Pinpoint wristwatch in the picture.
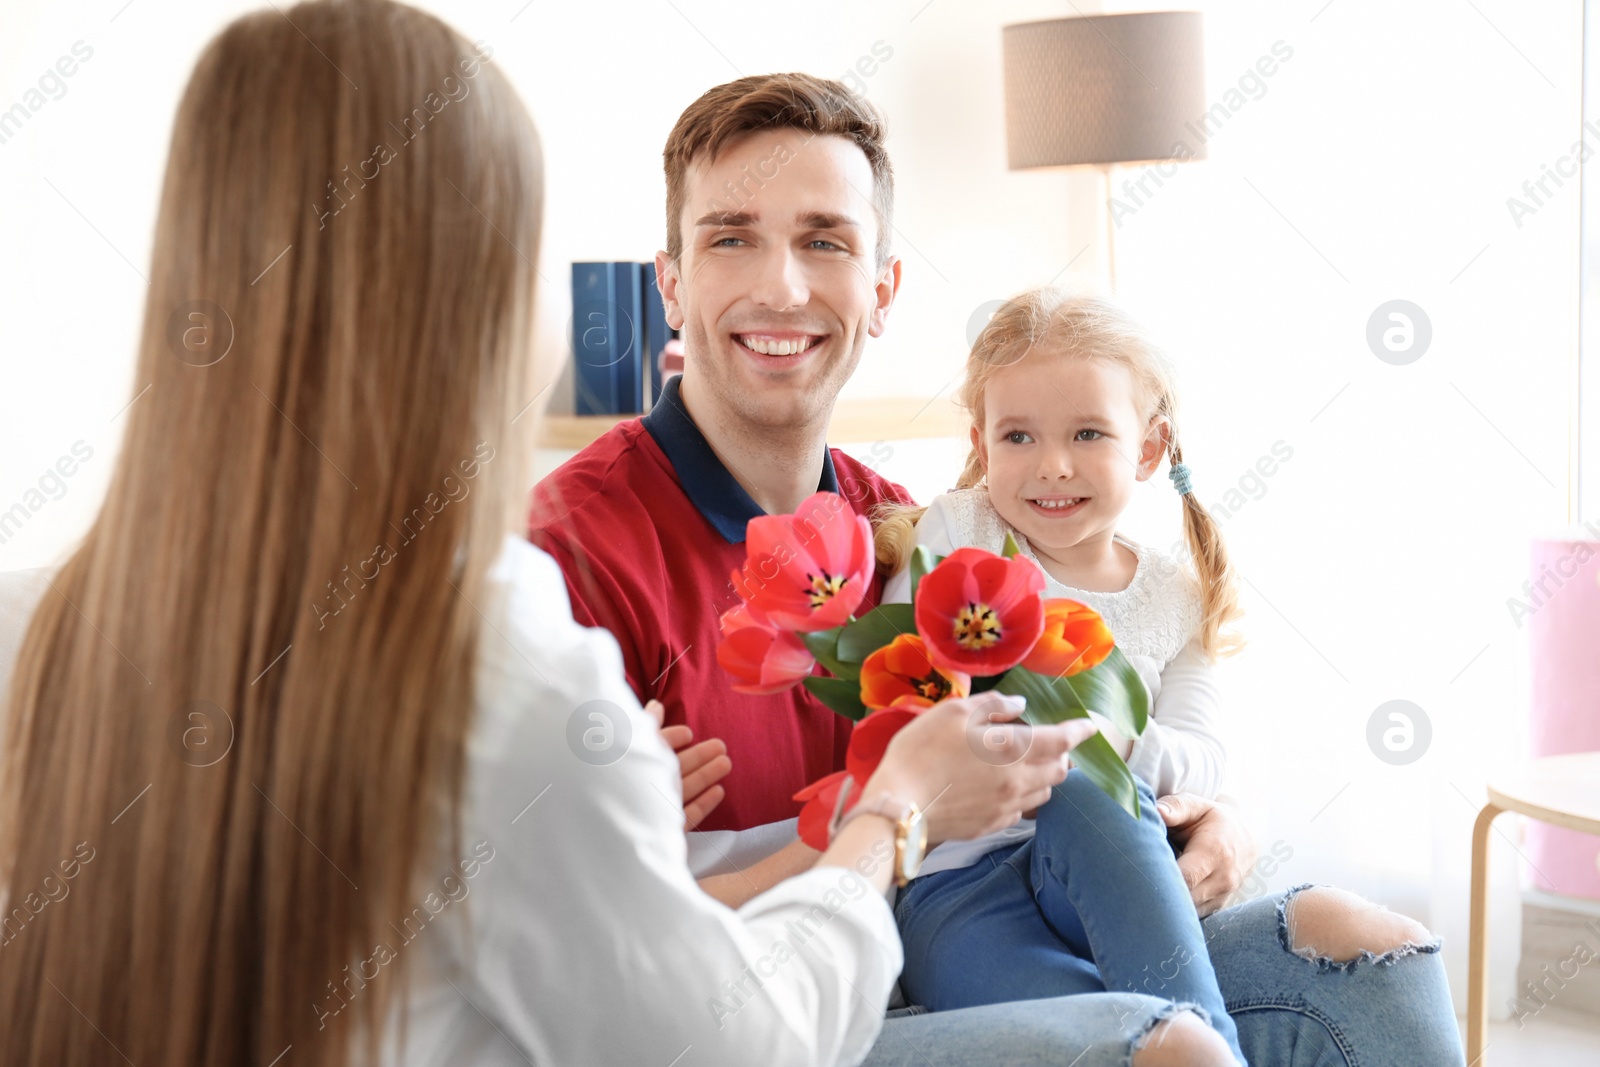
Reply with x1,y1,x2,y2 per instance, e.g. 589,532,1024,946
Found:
828,779,928,887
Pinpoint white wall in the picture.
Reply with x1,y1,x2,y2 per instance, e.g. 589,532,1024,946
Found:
1,0,1583,1015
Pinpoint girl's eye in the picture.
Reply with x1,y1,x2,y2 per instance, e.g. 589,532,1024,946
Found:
1076,429,1104,442
1005,430,1032,445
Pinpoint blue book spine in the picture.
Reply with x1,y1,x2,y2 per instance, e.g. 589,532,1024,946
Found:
640,262,673,410
571,262,619,415
610,262,645,415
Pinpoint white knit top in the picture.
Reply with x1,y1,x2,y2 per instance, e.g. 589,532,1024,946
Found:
881,488,1227,877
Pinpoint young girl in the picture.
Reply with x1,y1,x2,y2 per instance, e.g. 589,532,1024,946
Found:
877,287,1247,1063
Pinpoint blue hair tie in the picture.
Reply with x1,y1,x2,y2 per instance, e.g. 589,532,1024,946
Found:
1169,462,1193,496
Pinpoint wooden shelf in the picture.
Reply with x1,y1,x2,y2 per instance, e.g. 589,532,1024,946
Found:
537,395,966,451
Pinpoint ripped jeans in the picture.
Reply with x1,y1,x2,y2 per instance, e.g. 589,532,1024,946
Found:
1210,883,1459,1066
894,773,1246,1063
863,884,1461,1067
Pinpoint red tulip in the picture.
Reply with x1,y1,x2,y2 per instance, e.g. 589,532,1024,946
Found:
716,622,815,695
859,634,970,710
845,705,920,782
914,547,1046,676
793,705,923,850
795,771,851,850
734,492,874,632
718,601,766,633
1023,598,1116,678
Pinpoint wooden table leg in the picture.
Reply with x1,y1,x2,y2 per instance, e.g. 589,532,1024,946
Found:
1467,803,1503,1066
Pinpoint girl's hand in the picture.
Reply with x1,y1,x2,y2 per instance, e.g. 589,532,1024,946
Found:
859,692,1099,847
645,699,732,829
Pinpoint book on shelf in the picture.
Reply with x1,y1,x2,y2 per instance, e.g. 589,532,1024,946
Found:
570,261,678,416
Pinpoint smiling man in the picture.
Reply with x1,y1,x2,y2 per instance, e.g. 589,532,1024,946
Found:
529,73,1462,1067
528,77,911,877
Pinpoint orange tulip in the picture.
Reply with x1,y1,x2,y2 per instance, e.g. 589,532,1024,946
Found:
1022,598,1115,678
859,633,971,710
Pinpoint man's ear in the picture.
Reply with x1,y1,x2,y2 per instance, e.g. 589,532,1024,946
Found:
655,249,686,331
1136,416,1172,481
867,255,902,338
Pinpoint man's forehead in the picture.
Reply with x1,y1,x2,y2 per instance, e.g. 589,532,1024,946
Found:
686,130,873,193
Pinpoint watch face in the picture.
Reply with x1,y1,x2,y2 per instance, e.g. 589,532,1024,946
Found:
899,811,928,881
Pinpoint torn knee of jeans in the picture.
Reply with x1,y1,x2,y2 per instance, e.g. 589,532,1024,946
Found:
1127,1002,1208,1065
1277,884,1442,972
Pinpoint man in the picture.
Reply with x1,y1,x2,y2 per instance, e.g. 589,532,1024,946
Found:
531,73,1462,1065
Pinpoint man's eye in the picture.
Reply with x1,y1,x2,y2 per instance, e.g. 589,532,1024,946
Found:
809,239,842,251
1005,431,1032,445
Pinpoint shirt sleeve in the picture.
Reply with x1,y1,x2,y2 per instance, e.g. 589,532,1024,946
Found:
455,541,902,1067
1124,636,1227,798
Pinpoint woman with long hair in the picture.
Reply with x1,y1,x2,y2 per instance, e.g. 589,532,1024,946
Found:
0,3,1107,1065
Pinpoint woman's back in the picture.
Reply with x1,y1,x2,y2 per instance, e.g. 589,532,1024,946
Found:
0,3,543,1063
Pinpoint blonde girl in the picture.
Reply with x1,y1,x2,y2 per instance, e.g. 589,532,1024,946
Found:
877,287,1246,1064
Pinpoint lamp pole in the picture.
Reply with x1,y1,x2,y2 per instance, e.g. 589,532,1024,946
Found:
1102,163,1118,292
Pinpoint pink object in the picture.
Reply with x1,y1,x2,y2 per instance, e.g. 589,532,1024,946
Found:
1526,535,1600,900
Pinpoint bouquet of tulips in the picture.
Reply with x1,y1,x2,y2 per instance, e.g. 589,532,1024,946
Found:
716,492,1150,850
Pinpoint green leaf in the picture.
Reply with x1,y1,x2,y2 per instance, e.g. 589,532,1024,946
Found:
802,675,869,721
1001,530,1022,558
836,602,916,661
1057,731,1141,819
800,627,859,682
994,665,1140,819
908,545,937,601
1043,647,1150,739
994,663,1088,719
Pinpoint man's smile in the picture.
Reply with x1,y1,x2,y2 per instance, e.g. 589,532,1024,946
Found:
730,330,828,369
732,331,825,356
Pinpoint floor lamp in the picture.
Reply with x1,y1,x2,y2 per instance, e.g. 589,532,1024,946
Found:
1002,11,1209,291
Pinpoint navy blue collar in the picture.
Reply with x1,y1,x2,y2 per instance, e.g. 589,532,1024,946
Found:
642,376,838,544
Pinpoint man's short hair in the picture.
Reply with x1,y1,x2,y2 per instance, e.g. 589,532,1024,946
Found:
662,73,894,270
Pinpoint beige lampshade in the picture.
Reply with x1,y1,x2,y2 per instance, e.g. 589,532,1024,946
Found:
1003,11,1208,169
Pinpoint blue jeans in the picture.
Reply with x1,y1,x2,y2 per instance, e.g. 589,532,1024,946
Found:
862,809,1463,1067
894,772,1245,1064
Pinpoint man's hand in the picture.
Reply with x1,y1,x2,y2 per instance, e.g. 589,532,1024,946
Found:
646,699,732,829
1158,792,1258,917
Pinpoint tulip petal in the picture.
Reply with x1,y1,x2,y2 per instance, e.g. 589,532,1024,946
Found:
717,625,815,695
915,547,1047,676
846,706,919,783
796,773,853,850
1023,598,1115,678
740,493,874,631
860,633,971,710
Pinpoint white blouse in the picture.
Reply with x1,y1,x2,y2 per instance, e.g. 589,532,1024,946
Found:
0,551,904,1067
384,536,902,1065
881,489,1228,877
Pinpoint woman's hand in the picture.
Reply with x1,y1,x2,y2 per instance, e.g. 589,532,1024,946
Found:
859,692,1100,847
1157,792,1258,916
645,699,732,829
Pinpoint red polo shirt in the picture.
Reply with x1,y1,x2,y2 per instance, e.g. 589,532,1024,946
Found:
529,377,913,831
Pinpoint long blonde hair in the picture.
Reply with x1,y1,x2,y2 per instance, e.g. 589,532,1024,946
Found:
0,2,542,1064
876,288,1242,659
